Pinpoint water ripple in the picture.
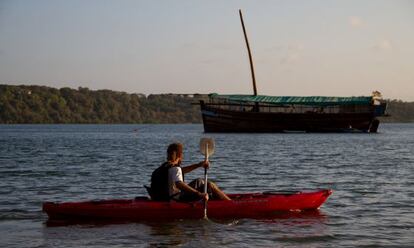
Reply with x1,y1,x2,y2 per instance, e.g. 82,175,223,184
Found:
0,124,413,247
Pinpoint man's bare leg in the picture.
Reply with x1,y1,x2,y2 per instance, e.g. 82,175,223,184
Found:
208,182,231,201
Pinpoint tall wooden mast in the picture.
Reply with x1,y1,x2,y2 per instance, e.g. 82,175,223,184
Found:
239,9,258,96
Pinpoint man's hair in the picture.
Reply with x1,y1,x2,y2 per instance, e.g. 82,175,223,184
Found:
167,143,183,162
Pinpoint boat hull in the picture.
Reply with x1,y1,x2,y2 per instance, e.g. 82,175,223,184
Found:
43,189,332,221
201,103,383,133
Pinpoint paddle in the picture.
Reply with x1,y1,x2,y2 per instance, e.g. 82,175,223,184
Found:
199,137,215,219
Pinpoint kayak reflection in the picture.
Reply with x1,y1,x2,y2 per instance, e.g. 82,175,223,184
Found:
45,210,327,227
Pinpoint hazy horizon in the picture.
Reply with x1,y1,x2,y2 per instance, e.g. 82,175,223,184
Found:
1,0,413,101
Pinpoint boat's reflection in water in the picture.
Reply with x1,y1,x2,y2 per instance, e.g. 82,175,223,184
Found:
43,210,330,247
45,209,327,227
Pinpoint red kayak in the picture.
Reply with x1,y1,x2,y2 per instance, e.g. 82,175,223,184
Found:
43,189,332,221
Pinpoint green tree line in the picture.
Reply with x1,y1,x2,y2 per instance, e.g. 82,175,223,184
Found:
0,85,206,123
0,84,413,123
379,100,414,123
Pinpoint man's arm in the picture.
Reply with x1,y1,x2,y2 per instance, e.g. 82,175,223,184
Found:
181,161,209,174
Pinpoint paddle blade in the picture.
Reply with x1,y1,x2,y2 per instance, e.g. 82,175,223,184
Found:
199,138,215,156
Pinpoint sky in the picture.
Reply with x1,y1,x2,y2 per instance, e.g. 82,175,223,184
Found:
0,0,413,100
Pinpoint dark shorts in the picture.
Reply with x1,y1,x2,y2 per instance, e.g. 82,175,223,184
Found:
177,178,213,202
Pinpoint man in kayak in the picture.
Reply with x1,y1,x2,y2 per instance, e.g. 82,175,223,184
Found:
157,143,231,202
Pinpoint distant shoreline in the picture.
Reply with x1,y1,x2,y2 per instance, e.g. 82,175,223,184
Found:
1,84,413,123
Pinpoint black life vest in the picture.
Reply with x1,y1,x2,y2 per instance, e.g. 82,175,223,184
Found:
150,162,173,201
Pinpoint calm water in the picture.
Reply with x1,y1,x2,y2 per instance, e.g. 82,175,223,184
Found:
0,124,413,247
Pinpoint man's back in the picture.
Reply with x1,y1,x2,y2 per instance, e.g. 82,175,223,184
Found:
150,162,172,201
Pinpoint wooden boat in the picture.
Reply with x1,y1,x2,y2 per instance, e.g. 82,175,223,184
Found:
199,93,387,133
196,10,387,133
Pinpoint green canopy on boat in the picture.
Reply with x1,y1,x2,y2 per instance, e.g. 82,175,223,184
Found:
209,94,373,106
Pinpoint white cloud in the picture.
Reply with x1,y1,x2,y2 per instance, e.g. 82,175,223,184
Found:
349,16,363,28
373,40,393,51
288,44,304,51
280,43,304,64
280,53,299,64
